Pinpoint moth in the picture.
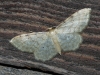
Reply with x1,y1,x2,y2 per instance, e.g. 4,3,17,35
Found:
10,8,91,61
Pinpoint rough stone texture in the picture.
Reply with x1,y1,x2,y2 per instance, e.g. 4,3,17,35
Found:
0,65,51,75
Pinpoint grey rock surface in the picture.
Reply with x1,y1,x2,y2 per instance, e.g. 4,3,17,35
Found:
0,65,52,75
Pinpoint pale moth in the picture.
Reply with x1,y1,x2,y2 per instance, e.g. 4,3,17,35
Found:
10,8,91,61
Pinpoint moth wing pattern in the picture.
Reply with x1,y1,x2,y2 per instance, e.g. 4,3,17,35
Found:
34,32,57,61
54,8,91,51
55,32,82,51
10,32,57,61
55,8,91,33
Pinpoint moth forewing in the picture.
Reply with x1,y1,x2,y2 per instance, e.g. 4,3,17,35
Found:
55,8,91,33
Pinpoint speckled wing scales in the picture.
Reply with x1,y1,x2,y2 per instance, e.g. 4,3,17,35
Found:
10,32,46,52
55,32,82,51
54,8,91,51
55,8,91,33
34,33,57,61
10,32,57,61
